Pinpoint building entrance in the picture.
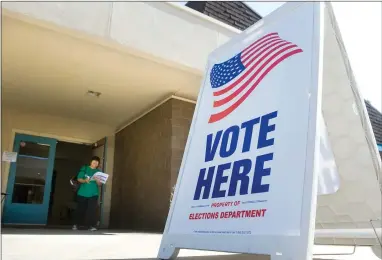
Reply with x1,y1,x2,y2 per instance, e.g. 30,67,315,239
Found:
2,133,107,227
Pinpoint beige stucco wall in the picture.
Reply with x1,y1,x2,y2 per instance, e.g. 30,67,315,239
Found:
1,108,115,227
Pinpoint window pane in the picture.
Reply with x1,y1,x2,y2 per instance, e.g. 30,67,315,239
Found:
12,141,50,204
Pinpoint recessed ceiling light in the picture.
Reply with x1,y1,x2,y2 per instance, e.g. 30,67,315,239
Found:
86,90,101,97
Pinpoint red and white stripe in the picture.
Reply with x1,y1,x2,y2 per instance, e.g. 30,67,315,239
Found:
209,32,303,123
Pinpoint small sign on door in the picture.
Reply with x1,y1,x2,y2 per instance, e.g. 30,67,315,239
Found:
2,151,17,162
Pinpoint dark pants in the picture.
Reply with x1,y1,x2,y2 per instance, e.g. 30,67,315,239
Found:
74,195,98,228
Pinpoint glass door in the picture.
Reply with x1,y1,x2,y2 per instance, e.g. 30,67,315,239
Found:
2,134,57,225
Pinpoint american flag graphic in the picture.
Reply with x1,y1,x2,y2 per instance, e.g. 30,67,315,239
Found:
208,32,303,123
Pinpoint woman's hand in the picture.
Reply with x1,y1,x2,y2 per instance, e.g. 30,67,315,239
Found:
78,177,90,184
94,177,102,186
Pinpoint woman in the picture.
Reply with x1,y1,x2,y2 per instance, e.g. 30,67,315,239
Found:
72,156,102,231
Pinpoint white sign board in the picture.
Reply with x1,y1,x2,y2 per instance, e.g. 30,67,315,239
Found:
159,2,323,260
2,151,17,162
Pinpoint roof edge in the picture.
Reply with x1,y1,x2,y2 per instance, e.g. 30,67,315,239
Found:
165,2,242,34
365,100,382,114
242,2,263,18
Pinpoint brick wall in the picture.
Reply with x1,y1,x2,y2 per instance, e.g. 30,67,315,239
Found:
170,99,195,188
110,100,172,231
110,99,195,231
186,1,262,31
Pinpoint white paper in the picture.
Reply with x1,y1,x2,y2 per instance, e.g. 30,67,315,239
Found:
91,172,109,184
2,151,17,162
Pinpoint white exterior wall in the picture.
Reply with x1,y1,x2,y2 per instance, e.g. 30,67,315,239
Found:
2,2,240,73
1,2,112,38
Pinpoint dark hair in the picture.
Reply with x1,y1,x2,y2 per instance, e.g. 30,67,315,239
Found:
91,156,101,163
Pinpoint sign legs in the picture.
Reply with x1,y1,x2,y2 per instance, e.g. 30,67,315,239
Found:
157,244,179,260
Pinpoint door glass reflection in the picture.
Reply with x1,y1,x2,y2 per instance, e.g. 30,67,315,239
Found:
12,141,50,204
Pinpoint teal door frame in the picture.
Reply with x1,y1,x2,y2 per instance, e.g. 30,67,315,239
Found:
2,133,57,225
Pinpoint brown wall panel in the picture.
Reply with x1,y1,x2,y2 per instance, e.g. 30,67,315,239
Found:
110,99,195,232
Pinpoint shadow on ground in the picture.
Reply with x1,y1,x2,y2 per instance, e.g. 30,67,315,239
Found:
94,256,348,260
95,255,271,260
94,255,359,260
373,246,382,259
2,227,115,235
2,226,165,236
93,246,382,260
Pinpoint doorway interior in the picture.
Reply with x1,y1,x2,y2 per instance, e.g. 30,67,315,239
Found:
2,133,107,228
47,141,92,227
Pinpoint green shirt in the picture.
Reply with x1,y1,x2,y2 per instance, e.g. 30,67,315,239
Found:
77,166,99,198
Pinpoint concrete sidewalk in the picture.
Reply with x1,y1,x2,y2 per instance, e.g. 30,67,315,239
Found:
1,228,381,260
